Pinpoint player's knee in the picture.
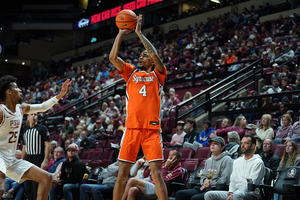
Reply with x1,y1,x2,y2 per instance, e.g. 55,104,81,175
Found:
41,172,52,185
128,187,140,198
127,178,138,187
118,169,130,182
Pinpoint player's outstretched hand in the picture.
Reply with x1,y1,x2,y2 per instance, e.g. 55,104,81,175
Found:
135,14,142,34
119,29,134,35
60,79,72,96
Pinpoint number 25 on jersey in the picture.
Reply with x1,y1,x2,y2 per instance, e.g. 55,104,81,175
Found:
139,85,147,97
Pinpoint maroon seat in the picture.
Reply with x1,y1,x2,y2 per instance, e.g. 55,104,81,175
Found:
273,144,285,159
89,150,103,161
80,149,94,163
90,150,114,168
198,159,207,167
182,160,198,172
95,140,106,150
180,148,194,161
105,139,118,148
163,148,172,160
194,147,211,162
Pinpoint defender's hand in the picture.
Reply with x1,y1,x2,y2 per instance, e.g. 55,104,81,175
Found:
135,14,142,34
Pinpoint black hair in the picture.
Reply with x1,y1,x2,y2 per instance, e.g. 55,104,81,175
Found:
282,102,289,108
243,134,256,146
203,120,212,127
0,75,17,102
171,148,182,158
185,118,196,129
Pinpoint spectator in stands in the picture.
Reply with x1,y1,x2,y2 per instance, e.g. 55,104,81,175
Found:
105,119,124,139
183,118,200,144
88,120,105,141
176,60,189,79
62,117,74,135
219,53,226,65
264,77,282,96
261,51,270,68
224,50,235,64
109,66,117,78
281,120,300,144
114,94,122,110
183,120,215,150
263,31,272,43
106,101,120,117
99,66,109,79
268,42,276,58
183,91,192,101
50,144,86,200
205,135,265,200
161,93,170,118
168,121,186,148
274,114,293,144
214,115,246,140
50,140,58,151
164,92,181,115
87,116,97,133
281,65,296,84
79,161,119,200
281,43,295,63
99,114,108,130
260,139,280,176
175,137,233,200
277,141,300,173
275,103,289,118
59,132,70,151
274,46,283,64
248,41,259,57
210,118,231,143
79,131,93,151
65,87,78,104
271,64,282,83
292,71,300,90
236,42,249,58
225,131,241,159
99,102,109,116
71,131,82,147
130,156,149,179
262,92,273,109
254,114,274,153
64,140,71,153
48,147,65,174
228,56,241,72
122,148,183,199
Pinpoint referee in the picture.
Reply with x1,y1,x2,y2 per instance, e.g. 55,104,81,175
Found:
21,113,51,200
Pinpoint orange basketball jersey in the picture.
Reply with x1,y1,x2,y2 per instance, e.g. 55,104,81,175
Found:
118,63,167,129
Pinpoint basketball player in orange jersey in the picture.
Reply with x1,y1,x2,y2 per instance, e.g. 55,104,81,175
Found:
110,14,167,200
0,75,71,200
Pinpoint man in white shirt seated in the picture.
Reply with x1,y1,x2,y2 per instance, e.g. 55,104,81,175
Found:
205,134,265,200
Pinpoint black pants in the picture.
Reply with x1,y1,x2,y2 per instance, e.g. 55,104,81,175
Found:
175,186,212,200
25,155,44,200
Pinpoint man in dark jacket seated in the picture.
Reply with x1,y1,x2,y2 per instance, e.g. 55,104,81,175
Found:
260,139,280,178
49,144,86,200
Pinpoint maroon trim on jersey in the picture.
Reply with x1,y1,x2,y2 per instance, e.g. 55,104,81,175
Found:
2,104,19,116
0,104,6,127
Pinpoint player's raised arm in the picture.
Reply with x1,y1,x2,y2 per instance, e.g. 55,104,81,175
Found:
22,79,71,114
135,14,164,74
109,29,134,72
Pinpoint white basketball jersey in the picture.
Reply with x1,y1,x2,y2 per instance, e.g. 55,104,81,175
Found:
0,104,23,160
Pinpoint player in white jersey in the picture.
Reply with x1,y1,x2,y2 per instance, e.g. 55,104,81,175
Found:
0,75,71,200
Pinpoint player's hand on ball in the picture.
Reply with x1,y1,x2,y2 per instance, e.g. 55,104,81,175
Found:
119,29,134,35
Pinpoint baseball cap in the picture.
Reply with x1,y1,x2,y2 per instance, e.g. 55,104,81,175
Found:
114,94,121,99
248,90,255,94
272,63,279,68
177,121,185,125
94,86,100,91
65,117,71,121
208,136,225,146
96,119,102,123
67,143,79,151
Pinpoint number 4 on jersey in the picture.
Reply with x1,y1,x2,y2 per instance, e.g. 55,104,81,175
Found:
139,85,147,97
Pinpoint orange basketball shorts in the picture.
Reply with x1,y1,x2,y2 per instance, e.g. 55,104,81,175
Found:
118,128,163,163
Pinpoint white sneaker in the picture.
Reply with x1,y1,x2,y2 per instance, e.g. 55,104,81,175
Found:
2,192,13,199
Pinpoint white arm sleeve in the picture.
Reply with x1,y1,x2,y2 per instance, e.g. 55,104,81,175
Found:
28,96,59,114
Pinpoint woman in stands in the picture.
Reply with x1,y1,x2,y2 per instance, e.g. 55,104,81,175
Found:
274,114,293,144
255,114,274,153
225,131,241,159
215,115,247,139
59,132,70,151
277,141,300,171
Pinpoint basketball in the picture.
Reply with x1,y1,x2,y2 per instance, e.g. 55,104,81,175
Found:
115,10,137,30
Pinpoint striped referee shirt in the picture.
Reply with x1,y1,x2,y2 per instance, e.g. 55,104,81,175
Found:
21,124,50,155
